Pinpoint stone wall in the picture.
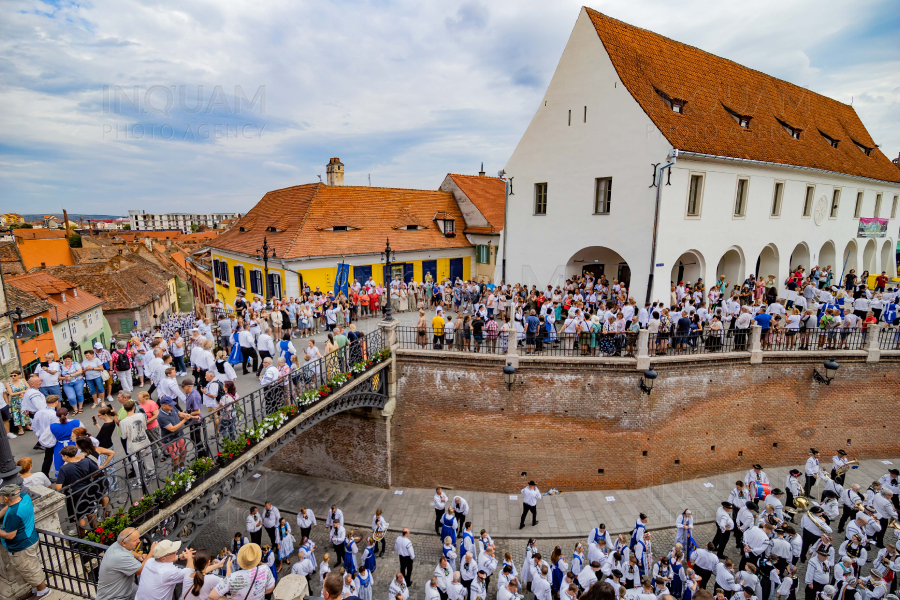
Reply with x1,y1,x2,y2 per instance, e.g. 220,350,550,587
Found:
267,351,900,492
268,408,391,489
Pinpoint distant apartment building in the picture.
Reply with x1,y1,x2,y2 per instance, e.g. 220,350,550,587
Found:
129,210,240,233
0,213,24,226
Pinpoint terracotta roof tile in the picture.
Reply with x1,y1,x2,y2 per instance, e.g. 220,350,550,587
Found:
13,229,68,240
71,246,127,264
447,174,506,230
0,241,25,275
3,283,53,318
6,272,105,322
208,183,473,259
585,8,900,184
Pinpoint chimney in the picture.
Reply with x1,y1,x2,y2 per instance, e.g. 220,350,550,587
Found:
326,157,344,186
478,162,485,177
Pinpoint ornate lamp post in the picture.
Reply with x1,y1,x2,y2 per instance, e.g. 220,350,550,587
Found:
256,237,277,303
380,238,396,322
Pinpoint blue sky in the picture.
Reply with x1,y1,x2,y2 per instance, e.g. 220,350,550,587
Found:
1,0,898,215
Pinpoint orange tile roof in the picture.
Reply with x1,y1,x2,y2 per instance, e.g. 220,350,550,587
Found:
208,183,473,259
13,229,68,240
585,9,900,184
6,272,104,322
180,231,220,242
117,231,183,242
447,174,506,230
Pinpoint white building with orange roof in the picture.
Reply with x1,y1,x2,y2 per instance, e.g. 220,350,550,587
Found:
503,7,900,303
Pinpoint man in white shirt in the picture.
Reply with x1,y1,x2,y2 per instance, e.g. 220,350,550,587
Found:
258,358,280,387
433,487,448,536
519,480,541,529
21,374,47,420
325,506,344,528
246,507,263,546
531,565,552,600
169,332,186,376
237,325,259,375
157,367,186,408
31,394,59,476
477,547,498,591
395,528,415,586
452,496,469,536
34,353,61,397
255,327,276,377
577,560,601,590
498,578,519,600
134,540,190,600
390,573,410,600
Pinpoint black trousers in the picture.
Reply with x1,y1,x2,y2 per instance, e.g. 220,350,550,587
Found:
805,581,824,600
194,368,207,388
241,347,259,374
435,508,444,535
256,350,272,376
438,590,448,600
333,542,345,566
875,517,888,547
461,578,472,597
250,529,262,545
300,526,311,541
41,446,55,478
732,507,743,548
800,528,819,562
148,382,157,397
713,529,731,558
265,526,278,549
375,537,385,555
457,516,466,536
804,475,816,497
694,566,712,590
837,505,855,533
399,556,414,582
520,503,537,527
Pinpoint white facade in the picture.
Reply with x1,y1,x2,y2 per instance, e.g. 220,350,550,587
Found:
129,210,239,233
503,8,899,303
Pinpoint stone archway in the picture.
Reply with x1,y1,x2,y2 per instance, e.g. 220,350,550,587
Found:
840,239,858,284
789,242,811,274
566,246,631,289
819,240,836,273
863,239,877,274
670,249,706,287
882,239,896,276
716,246,745,289
755,244,780,281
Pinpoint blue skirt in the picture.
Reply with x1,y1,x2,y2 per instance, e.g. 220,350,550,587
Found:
440,517,457,545
345,552,357,575
228,338,243,365
364,551,377,573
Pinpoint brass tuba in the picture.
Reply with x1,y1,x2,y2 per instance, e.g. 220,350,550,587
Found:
785,494,810,516
888,519,900,532
807,511,830,534
837,460,859,476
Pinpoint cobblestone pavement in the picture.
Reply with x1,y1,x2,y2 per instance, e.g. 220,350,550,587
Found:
194,495,895,600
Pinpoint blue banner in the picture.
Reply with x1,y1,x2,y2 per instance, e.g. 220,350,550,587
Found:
334,263,350,298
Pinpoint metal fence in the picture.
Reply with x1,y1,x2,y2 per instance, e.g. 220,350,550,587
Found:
398,326,509,354
648,329,741,355
58,328,385,539
759,326,866,351
37,529,108,598
880,326,900,350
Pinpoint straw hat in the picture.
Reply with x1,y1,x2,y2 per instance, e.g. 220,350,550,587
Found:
152,539,182,558
238,543,262,570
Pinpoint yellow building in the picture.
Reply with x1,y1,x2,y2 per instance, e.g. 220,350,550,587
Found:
207,167,491,304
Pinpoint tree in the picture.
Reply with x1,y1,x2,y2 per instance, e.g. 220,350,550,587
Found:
68,233,82,248
190,224,200,233
122,224,131,230
10,223,33,229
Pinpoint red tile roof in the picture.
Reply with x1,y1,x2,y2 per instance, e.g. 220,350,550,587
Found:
208,183,473,259
180,231,220,242
447,174,506,230
6,272,104,322
586,9,900,184
13,229,68,240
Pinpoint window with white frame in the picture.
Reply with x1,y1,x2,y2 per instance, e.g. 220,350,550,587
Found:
594,177,612,214
830,189,841,218
733,178,749,217
87,312,93,326
62,327,67,340
892,195,898,219
0,338,10,364
874,193,882,218
854,191,864,218
802,185,814,217
686,174,704,217
771,181,784,217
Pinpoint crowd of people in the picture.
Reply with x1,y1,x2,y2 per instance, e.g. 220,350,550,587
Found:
67,453,900,600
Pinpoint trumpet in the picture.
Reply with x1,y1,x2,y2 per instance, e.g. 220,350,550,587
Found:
836,459,859,477
819,470,833,483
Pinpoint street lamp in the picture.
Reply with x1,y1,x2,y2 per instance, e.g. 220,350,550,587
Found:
0,307,36,490
503,362,517,391
813,359,839,385
639,368,657,395
380,238,396,322
256,236,277,304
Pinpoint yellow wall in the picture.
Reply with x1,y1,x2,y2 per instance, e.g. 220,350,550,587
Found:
212,253,472,301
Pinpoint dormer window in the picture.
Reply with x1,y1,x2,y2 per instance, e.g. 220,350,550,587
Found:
656,89,686,114
444,220,455,235
405,225,421,231
820,130,839,148
61,293,67,302
239,227,247,232
265,226,282,233
723,104,752,128
852,140,874,156
73,288,78,297
433,212,456,236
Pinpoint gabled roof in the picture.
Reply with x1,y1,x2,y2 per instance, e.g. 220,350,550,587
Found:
6,272,104,322
208,183,472,259
71,246,127,264
0,241,25,275
3,283,53,319
13,229,68,240
447,174,506,230
585,8,900,184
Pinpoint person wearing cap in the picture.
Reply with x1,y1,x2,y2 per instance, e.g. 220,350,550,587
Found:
746,465,770,500
815,585,837,600
805,449,821,497
804,546,832,600
134,540,193,600
831,450,850,485
770,527,793,572
838,484,865,534
210,542,276,600
519,480,541,530
156,394,192,469
0,483,49,597
861,569,889,600
736,501,759,553
785,469,803,517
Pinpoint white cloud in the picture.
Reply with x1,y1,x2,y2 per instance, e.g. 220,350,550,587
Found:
1,0,897,214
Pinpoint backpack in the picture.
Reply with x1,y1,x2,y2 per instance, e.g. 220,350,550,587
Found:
215,382,226,403
114,351,130,372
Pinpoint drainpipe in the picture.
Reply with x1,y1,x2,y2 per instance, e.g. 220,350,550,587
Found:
500,172,510,283
645,150,678,305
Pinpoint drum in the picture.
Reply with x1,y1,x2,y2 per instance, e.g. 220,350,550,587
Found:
373,529,385,541
752,481,771,499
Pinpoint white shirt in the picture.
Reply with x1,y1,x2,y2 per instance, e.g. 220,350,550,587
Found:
31,406,59,447
262,506,280,529
259,366,280,386
805,456,820,477
521,486,541,506
246,512,262,533
297,509,317,529
180,571,222,600
577,567,599,590
238,330,257,349
433,492,448,510
134,559,186,600
157,376,186,402
532,575,552,600
21,388,47,414
257,334,276,355
35,362,60,386
325,508,344,527
395,535,415,559
390,578,410,600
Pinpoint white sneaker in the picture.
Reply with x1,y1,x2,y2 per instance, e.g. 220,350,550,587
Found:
6,432,16,439
107,395,114,403
36,588,51,598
